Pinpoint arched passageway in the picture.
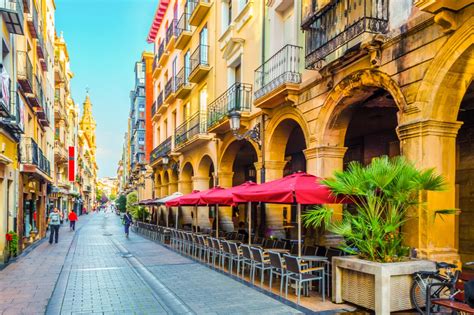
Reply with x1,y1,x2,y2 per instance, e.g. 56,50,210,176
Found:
456,81,474,262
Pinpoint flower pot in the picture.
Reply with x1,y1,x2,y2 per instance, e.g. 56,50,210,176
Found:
332,256,436,315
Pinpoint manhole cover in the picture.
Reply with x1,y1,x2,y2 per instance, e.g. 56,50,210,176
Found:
103,233,113,236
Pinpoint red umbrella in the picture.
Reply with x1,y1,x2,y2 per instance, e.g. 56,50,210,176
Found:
200,182,257,205
232,172,340,205
232,172,345,257
165,190,200,207
178,187,225,206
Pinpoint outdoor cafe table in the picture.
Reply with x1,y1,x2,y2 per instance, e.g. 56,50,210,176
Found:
264,248,289,253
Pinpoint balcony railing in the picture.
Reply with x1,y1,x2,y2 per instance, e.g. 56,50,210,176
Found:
207,83,252,129
17,51,33,93
164,77,174,101
190,44,209,73
176,66,190,91
188,0,211,26
20,137,51,176
151,99,157,117
157,41,165,62
175,111,207,147
150,136,172,164
26,0,38,38
176,12,191,38
166,19,177,45
254,44,302,99
154,91,163,114
302,0,389,69
0,0,24,34
152,54,159,72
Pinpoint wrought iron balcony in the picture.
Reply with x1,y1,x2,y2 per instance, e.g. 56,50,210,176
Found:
157,41,168,66
153,91,163,116
165,19,178,49
28,75,42,108
150,136,172,165
207,83,252,130
302,0,389,69
54,139,68,163
188,0,211,26
176,12,192,50
175,111,207,148
189,44,210,83
164,77,175,103
17,51,33,94
151,99,157,117
26,0,38,38
20,136,51,176
152,54,160,76
175,66,192,99
0,0,24,34
254,44,302,100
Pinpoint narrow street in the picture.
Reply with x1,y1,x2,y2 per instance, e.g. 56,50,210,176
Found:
0,213,311,315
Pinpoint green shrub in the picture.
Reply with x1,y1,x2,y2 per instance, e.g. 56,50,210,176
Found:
303,156,448,263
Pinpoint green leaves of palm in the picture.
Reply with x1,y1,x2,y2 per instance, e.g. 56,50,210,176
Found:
304,156,447,262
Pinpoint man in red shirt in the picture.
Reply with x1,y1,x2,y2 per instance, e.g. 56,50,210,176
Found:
68,211,78,231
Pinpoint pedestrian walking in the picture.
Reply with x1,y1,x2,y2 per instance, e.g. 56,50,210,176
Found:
68,211,78,231
123,210,133,238
48,208,61,244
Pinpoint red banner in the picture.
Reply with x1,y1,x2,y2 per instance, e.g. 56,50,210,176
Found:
68,146,75,182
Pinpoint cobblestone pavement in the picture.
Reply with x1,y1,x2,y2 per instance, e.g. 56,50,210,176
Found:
0,213,340,314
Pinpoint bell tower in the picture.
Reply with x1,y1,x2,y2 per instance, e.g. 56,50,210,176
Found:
79,91,97,151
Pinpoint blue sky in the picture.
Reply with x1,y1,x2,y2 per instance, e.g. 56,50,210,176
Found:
55,0,157,178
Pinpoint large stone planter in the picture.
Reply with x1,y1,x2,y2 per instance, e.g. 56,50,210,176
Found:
332,256,435,314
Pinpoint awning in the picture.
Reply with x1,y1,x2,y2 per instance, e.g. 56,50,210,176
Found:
151,192,183,206
177,187,225,206
232,172,342,205
200,182,257,206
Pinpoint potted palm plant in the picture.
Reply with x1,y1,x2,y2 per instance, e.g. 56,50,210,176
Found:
303,156,449,314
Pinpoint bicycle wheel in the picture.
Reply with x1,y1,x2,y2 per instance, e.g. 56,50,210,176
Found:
410,274,445,314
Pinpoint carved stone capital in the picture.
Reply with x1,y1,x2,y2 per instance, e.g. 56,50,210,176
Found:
314,146,348,159
397,119,463,140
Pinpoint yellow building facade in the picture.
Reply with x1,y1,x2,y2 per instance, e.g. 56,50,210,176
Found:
147,0,473,264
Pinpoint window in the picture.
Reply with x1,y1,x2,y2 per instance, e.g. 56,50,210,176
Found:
184,51,190,82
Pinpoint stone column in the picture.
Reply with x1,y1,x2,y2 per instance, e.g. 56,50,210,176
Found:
398,119,462,262
177,179,193,226
257,161,287,238
192,176,211,230
217,171,235,232
168,180,178,195
313,146,348,246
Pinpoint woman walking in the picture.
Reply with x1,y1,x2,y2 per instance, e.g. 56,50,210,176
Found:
123,210,133,238
68,211,78,231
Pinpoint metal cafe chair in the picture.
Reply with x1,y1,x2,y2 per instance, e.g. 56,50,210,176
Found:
251,247,273,287
220,240,232,271
228,242,244,276
284,255,325,305
269,251,287,296
240,244,254,280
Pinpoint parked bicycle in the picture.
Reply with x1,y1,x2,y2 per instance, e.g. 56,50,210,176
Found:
411,261,460,314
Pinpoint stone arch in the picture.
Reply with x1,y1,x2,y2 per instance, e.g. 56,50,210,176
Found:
219,140,259,186
181,162,194,182
316,69,407,147
417,16,474,122
162,171,169,196
266,107,311,161
197,154,215,178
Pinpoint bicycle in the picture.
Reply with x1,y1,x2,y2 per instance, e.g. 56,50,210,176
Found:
411,261,460,314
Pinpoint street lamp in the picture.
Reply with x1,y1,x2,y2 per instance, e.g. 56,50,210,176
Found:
228,110,261,149
162,155,169,165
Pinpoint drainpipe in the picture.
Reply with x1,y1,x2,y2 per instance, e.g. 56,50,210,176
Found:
260,0,266,184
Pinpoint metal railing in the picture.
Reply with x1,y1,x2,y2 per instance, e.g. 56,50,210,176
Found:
175,111,207,147
151,99,157,117
188,0,210,17
27,0,38,37
175,66,191,91
176,12,191,38
207,83,252,129
166,19,177,44
190,44,209,74
155,91,163,112
302,0,389,68
158,41,165,61
17,51,33,87
152,54,159,72
150,136,172,164
20,137,50,175
254,44,302,99
164,77,174,100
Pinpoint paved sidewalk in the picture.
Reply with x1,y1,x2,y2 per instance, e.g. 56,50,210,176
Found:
0,214,91,315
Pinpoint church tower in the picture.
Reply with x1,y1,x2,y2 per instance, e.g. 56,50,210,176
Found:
79,92,97,151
